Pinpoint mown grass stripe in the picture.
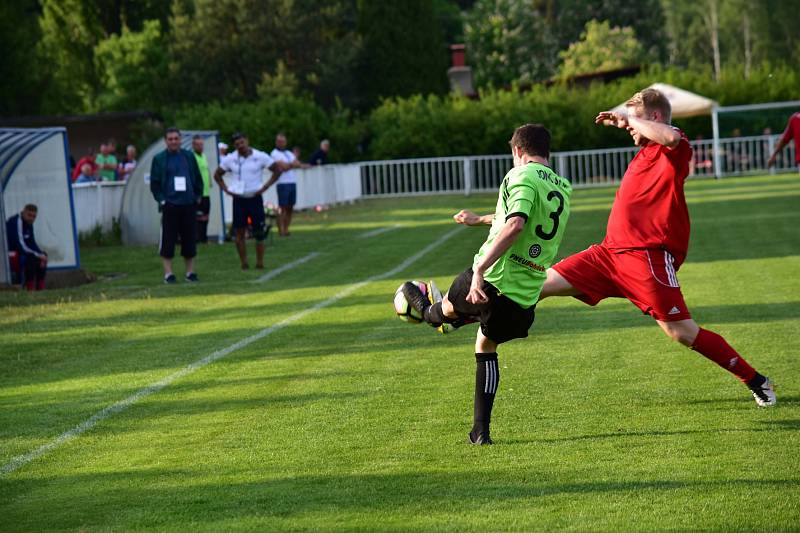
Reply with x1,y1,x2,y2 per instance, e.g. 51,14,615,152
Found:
0,226,463,477
357,225,401,239
255,252,321,283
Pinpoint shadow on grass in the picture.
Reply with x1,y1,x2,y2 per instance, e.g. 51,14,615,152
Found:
685,397,800,408
4,299,798,389
2,183,797,310
1,469,797,530
516,420,800,444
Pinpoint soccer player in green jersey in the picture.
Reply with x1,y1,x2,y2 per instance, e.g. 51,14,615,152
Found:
402,124,572,444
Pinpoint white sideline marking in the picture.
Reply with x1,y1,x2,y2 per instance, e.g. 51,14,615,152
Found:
255,252,321,283
0,226,463,476
357,225,401,239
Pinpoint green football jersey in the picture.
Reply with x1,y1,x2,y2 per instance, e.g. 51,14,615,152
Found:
473,162,572,308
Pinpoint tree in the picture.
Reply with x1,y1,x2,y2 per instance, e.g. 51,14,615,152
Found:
552,0,667,63
558,20,644,79
464,0,558,88
661,0,800,77
36,0,106,113
94,20,169,111
0,1,43,116
356,0,449,108
34,0,173,114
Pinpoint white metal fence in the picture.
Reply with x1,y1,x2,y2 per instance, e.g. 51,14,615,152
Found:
71,180,126,234
359,133,797,197
72,134,797,231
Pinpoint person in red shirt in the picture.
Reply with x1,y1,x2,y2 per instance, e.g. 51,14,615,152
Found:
767,112,800,169
539,88,776,407
71,147,99,182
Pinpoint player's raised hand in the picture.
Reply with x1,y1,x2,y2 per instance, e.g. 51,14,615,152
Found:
453,209,480,226
596,110,629,129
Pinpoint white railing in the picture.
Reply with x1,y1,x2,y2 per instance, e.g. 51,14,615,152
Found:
358,133,797,197
221,163,362,224
72,134,797,231
71,181,126,234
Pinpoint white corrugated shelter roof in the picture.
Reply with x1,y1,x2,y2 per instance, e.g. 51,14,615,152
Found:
612,82,718,118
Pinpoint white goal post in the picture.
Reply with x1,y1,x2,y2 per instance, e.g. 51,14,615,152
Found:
712,100,800,178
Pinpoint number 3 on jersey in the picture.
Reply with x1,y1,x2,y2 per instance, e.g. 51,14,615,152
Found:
535,190,565,241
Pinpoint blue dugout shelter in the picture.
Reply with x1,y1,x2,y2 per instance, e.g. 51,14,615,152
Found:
0,128,79,284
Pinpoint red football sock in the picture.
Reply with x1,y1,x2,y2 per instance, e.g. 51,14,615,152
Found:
690,328,757,383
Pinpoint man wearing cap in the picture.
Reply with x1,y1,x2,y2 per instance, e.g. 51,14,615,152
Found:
213,132,286,270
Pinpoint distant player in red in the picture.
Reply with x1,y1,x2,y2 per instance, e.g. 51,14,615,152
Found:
767,112,800,170
539,88,776,406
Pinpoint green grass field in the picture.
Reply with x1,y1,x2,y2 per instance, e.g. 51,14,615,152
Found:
1,174,799,531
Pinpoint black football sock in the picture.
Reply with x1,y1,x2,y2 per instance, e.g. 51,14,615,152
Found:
424,301,452,326
471,352,499,440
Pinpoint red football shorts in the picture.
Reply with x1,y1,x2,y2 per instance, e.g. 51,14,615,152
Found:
552,244,692,322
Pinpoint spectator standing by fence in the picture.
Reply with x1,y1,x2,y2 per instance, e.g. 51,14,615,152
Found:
150,127,203,284
96,142,118,182
5,204,47,291
767,112,800,171
214,132,285,270
192,135,212,243
271,133,302,237
118,145,137,181
308,139,330,166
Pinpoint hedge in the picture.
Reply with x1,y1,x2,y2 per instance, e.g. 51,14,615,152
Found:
169,63,799,162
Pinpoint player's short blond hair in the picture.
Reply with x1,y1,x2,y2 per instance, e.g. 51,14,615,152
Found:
627,88,671,123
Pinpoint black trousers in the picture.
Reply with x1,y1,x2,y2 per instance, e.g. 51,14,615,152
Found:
196,196,211,243
160,203,197,259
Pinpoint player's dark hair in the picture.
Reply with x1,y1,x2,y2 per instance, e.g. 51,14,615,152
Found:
164,127,181,137
231,132,246,142
509,124,550,159
192,134,203,141
23,204,37,212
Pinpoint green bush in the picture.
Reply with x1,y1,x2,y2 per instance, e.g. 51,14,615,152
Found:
365,63,799,159
165,63,798,162
170,95,342,162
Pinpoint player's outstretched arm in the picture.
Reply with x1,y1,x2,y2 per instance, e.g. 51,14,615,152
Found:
467,216,524,304
626,115,681,148
596,110,680,149
453,210,493,226
767,137,789,167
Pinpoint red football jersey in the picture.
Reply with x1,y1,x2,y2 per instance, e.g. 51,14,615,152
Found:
603,128,693,267
779,112,800,164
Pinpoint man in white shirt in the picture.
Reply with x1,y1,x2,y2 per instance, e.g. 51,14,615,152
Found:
270,133,303,237
213,132,286,270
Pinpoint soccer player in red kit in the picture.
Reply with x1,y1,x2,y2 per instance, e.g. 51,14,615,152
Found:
540,88,776,407
767,112,800,170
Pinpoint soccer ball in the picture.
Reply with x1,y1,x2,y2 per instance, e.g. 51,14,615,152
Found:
393,281,427,323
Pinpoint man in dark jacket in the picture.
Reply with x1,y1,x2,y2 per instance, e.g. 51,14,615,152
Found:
150,127,204,283
5,204,47,290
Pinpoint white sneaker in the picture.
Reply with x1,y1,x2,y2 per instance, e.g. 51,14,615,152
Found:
750,376,776,407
